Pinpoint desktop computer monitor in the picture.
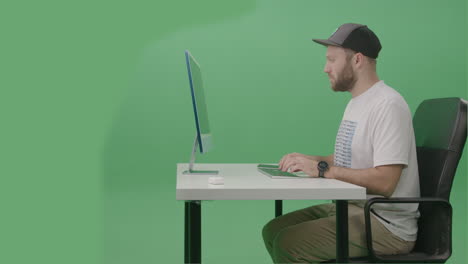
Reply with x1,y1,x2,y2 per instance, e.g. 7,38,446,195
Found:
183,50,218,175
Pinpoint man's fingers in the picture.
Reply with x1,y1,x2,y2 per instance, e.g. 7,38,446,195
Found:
279,154,292,170
279,153,306,170
290,164,298,172
278,156,284,169
290,163,304,173
282,160,292,171
282,158,299,172
279,156,286,170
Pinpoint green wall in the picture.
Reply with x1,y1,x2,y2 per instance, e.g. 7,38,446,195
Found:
2,1,466,263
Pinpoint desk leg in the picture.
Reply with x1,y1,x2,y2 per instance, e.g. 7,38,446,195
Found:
335,200,349,263
275,200,283,217
185,201,201,264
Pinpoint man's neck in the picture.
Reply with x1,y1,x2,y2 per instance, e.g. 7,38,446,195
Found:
349,73,380,98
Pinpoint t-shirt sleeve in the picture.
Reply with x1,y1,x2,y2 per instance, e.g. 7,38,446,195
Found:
371,99,412,167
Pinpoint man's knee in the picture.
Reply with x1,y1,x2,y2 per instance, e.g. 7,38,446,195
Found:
271,229,304,262
271,227,332,263
262,218,277,244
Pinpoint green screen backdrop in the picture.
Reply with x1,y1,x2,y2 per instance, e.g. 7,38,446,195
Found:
1,0,467,263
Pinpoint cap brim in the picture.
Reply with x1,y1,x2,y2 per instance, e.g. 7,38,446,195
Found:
312,39,341,47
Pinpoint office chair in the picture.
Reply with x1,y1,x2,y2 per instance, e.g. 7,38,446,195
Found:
361,97,467,263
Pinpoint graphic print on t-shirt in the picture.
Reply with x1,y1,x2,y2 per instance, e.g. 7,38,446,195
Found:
334,120,357,168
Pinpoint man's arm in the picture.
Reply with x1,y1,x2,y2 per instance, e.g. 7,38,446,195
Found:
326,164,403,198
308,154,334,165
279,153,334,170
280,155,403,197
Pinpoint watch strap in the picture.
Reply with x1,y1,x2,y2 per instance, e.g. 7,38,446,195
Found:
318,170,325,178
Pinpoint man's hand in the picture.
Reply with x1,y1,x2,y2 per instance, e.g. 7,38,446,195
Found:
278,153,319,177
278,153,314,170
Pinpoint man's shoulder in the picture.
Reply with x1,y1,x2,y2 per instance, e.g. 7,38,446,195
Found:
375,82,403,99
373,83,410,110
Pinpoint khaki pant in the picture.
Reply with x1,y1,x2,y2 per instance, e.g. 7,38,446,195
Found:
262,203,415,263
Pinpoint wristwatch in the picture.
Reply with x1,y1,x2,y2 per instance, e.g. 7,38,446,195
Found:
317,161,329,178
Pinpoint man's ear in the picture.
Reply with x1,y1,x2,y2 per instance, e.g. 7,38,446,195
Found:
354,53,364,68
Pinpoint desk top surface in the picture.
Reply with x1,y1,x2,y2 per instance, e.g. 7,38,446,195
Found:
176,163,366,200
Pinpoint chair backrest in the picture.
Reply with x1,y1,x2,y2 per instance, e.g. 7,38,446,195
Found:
413,98,467,256
413,97,467,200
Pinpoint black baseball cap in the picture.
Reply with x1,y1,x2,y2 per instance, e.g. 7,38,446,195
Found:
312,23,382,59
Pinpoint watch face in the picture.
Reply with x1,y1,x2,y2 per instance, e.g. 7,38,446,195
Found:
318,161,329,170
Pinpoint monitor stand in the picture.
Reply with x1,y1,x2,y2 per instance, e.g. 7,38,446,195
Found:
183,134,219,175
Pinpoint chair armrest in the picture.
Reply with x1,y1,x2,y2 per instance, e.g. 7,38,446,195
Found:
364,197,452,262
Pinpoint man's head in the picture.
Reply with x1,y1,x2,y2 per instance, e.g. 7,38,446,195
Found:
313,23,381,92
324,46,378,92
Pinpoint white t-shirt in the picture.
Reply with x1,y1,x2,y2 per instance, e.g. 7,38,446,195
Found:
334,80,420,241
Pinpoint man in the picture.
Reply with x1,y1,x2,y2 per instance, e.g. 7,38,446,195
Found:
262,23,420,263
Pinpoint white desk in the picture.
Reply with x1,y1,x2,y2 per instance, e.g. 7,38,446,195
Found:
176,163,366,263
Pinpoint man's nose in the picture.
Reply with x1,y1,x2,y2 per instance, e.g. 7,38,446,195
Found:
324,64,330,73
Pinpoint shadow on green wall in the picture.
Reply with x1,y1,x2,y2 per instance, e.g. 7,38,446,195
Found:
100,0,256,192
100,2,256,263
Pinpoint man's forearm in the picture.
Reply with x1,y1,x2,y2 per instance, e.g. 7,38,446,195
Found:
327,165,401,198
308,154,334,165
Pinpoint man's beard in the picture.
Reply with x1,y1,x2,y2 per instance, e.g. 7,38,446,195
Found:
332,62,356,92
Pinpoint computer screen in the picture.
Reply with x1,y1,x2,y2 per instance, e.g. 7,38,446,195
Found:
185,50,213,154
